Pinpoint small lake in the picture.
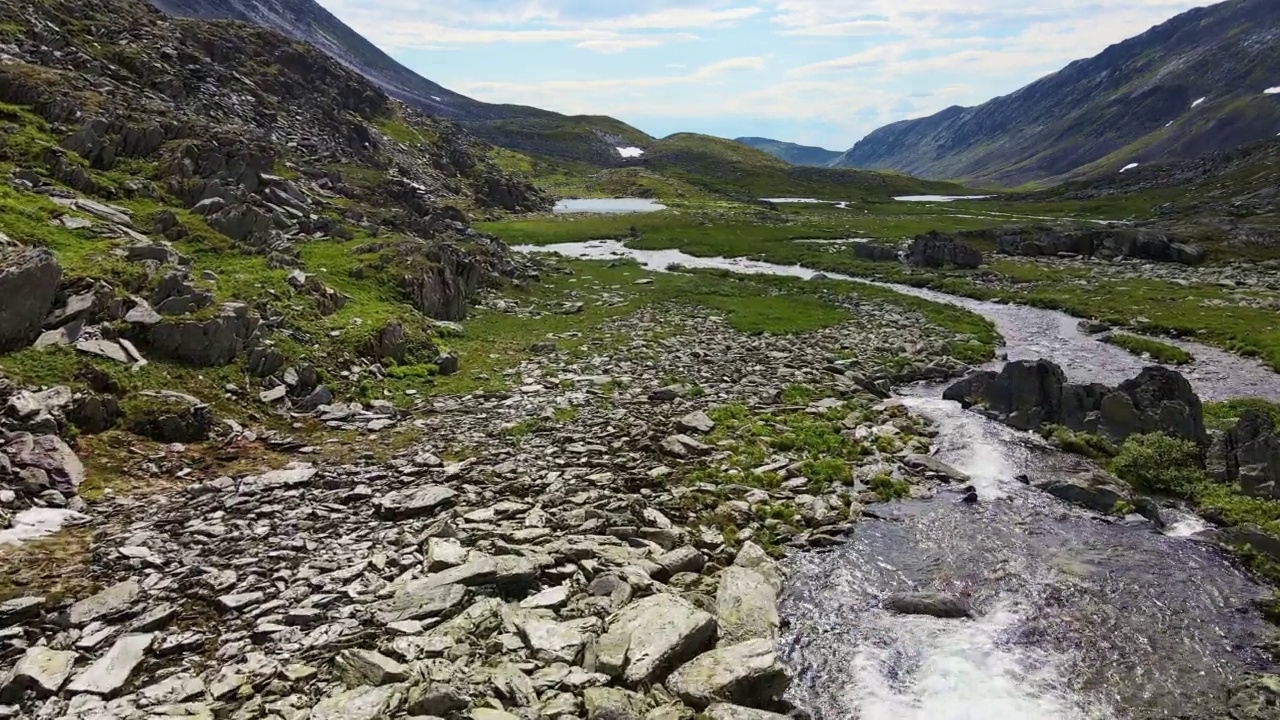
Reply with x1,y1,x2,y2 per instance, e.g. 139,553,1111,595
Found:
895,195,996,203
552,198,668,214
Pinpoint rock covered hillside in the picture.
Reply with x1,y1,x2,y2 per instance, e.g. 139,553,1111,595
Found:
0,0,551,513
832,0,1280,186
147,0,656,166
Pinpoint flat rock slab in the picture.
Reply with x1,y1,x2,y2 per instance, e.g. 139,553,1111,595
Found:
377,485,458,519
311,684,407,720
677,411,716,434
513,614,587,664
597,593,716,686
903,454,971,483
237,466,317,494
417,556,539,592
334,649,409,687
705,704,792,720
375,582,468,624
716,566,780,644
1,646,76,700
666,639,790,709
66,632,154,696
68,580,140,627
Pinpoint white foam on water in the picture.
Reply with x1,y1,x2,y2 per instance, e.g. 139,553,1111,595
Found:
1164,510,1212,538
0,508,88,545
615,147,645,158
852,601,1104,720
894,195,995,203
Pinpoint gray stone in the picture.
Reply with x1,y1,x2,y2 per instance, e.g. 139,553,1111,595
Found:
704,704,792,720
666,639,790,710
677,411,716,434
374,582,468,624
75,339,132,364
583,686,646,720
415,556,539,593
1035,471,1130,514
406,683,468,716
0,597,44,628
68,580,140,626
136,673,204,706
311,684,407,720
425,537,467,571
377,485,458,520
0,248,61,353
335,649,409,687
715,566,779,644
472,710,521,720
148,303,258,367
597,593,716,686
655,546,705,580
513,614,587,664
237,466,317,494
216,592,265,612
903,454,971,483
883,592,972,619
0,647,76,700
659,434,712,459
66,633,154,696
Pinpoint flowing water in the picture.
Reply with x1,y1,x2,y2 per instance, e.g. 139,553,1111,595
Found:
551,198,667,214
517,239,1280,718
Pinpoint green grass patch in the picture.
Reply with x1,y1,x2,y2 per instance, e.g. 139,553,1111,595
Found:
1101,333,1194,365
1204,399,1280,432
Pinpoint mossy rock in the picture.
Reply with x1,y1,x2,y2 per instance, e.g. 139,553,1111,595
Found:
123,391,213,443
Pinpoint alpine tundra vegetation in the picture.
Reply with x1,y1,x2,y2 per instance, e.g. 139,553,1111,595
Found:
2,0,1280,718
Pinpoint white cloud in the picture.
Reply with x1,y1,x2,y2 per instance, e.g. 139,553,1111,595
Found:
457,55,768,99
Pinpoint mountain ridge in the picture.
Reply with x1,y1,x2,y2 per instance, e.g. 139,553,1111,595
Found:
146,0,655,166
831,0,1280,187
734,137,843,167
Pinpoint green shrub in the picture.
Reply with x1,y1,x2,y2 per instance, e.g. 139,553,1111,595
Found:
1109,433,1205,498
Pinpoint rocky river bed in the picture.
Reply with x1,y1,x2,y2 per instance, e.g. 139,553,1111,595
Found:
2,245,1279,720
0,289,985,719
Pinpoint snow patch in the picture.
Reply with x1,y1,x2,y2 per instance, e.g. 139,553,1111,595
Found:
893,195,994,203
1265,87,1280,95
431,95,442,102
0,508,89,545
1120,163,1139,173
1191,97,1206,108
616,147,645,158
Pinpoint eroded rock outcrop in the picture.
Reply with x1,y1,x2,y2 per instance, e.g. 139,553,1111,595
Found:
943,359,1205,445
1206,409,1280,499
0,248,62,353
907,231,985,269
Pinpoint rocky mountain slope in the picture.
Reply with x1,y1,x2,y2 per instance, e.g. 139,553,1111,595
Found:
831,0,1280,187
734,137,842,167
644,134,966,200
146,0,655,166
0,0,552,504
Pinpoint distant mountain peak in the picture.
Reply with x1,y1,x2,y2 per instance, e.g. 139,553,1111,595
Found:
831,0,1280,186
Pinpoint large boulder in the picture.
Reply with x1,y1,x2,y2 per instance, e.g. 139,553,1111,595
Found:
944,360,1205,445
1206,410,1280,499
883,592,972,619
906,231,984,269
596,593,716,687
0,248,62,353
968,225,1207,266
1035,470,1131,514
666,640,790,710
147,303,258,366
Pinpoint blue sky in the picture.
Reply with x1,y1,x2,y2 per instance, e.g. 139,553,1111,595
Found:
316,0,1209,150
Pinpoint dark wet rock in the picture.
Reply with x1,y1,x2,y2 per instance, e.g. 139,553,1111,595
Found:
944,360,1205,445
126,391,213,442
907,231,984,269
68,393,122,434
0,247,61,352
959,225,1210,266
883,592,972,619
1035,470,1130,514
1206,410,1280,499
147,303,258,366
